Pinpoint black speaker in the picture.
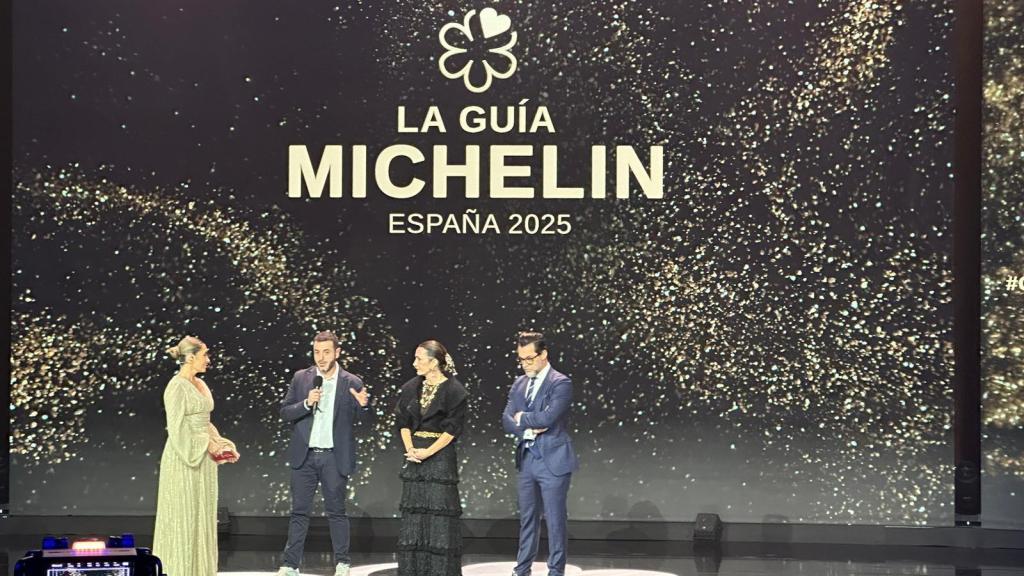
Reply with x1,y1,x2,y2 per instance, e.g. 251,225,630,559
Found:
693,513,722,542
954,460,981,517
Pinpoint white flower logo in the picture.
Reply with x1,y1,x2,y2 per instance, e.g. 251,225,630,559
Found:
438,8,518,94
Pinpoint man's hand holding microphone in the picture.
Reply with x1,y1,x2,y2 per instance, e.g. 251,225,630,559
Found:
307,375,324,411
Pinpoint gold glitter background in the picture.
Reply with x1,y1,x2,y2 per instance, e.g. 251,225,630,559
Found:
9,0,1014,525
980,0,1024,528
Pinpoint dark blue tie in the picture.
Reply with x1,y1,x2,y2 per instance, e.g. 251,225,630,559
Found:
524,377,538,449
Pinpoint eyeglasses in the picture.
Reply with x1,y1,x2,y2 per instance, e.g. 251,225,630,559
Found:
517,353,542,365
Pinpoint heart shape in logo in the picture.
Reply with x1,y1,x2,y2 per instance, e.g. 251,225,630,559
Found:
479,7,512,39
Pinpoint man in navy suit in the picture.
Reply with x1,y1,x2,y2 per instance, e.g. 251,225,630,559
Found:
502,331,579,576
277,331,371,576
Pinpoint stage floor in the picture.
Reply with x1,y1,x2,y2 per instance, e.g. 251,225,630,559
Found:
4,535,1023,576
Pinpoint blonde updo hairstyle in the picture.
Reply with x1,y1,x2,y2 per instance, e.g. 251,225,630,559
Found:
167,336,205,365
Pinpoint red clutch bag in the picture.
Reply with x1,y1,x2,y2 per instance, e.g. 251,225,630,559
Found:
213,450,237,462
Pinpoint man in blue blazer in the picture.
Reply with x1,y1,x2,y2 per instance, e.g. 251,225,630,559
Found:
503,331,579,576
277,331,371,576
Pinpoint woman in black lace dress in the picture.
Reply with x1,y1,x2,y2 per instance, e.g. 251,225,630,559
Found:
395,340,468,576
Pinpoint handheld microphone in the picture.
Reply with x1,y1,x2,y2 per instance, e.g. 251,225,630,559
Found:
312,375,324,412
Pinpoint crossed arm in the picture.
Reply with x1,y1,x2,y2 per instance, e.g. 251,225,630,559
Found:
519,378,573,430
502,377,572,436
502,384,525,438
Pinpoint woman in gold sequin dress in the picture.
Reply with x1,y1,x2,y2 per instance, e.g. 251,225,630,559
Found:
153,336,239,576
394,340,469,576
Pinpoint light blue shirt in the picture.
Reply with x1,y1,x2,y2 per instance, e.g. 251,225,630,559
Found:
308,365,338,449
523,364,552,445
527,364,551,405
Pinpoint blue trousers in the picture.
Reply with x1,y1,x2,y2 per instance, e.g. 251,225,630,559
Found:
282,449,350,568
515,448,572,576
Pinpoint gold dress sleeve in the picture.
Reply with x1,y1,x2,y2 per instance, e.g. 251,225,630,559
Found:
208,422,237,452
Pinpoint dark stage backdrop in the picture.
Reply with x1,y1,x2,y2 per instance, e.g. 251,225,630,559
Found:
11,0,958,525
980,0,1024,530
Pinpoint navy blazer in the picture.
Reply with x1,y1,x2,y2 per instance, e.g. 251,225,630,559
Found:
280,365,371,475
502,366,579,476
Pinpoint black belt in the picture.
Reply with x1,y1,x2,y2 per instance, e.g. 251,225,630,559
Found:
310,447,333,453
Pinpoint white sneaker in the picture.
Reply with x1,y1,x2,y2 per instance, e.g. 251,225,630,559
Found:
334,564,350,576
276,567,299,576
